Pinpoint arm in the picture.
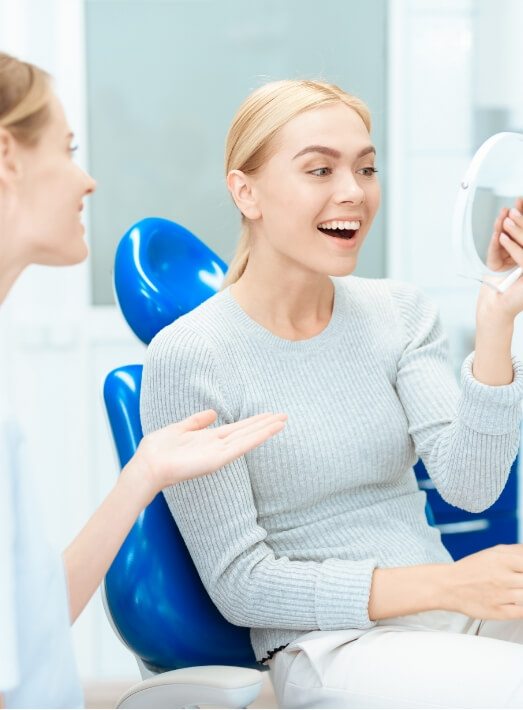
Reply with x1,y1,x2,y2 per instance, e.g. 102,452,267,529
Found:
392,283,523,513
369,545,523,622
474,197,523,386
63,465,152,623
63,409,286,623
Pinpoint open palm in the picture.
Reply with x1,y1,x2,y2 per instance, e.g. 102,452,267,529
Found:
135,410,287,496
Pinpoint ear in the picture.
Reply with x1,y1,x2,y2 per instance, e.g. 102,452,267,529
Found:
226,169,261,220
0,128,22,186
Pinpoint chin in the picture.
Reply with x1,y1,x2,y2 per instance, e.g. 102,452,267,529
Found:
38,242,89,266
327,260,358,278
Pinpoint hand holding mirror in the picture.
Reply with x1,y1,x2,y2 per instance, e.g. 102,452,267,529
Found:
453,132,523,293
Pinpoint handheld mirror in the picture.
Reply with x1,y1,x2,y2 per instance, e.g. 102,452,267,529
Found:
453,132,523,292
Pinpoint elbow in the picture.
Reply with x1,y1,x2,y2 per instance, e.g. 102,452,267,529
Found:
437,488,501,514
211,590,253,627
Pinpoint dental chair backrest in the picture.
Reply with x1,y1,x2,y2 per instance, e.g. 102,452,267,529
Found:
103,217,259,673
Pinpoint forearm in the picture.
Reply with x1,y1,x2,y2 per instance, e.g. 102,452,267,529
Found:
473,316,514,386
368,563,452,621
63,464,153,623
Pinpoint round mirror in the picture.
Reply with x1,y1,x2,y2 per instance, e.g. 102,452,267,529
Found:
453,132,523,292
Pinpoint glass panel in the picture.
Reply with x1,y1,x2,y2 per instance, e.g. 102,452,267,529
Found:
86,0,387,304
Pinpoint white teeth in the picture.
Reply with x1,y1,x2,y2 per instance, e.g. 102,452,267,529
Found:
318,220,361,230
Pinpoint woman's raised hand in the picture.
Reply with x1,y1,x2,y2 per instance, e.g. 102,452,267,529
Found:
485,205,518,273
446,544,523,620
478,197,523,322
126,410,287,503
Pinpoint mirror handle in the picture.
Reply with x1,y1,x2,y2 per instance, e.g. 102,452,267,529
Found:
497,267,523,293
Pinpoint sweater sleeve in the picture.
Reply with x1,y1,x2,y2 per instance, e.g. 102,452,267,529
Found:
140,322,377,631
392,283,523,513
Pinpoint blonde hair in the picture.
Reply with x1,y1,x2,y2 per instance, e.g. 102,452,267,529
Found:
223,79,372,287
0,52,51,145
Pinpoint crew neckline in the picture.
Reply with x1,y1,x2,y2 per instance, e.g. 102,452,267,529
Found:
220,277,348,353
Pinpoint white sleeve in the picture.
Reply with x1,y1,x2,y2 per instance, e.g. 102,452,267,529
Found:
0,418,20,692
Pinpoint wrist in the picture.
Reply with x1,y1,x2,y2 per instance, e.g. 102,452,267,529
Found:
476,296,515,335
368,563,451,620
118,459,157,509
431,562,457,612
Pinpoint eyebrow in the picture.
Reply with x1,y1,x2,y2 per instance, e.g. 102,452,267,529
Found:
292,144,376,160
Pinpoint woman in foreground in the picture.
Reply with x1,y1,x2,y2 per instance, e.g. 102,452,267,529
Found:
141,78,523,707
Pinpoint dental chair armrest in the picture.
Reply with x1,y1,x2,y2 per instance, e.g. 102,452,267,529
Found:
116,665,263,709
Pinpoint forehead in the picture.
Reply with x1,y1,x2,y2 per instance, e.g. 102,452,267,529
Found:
44,94,71,140
275,103,370,157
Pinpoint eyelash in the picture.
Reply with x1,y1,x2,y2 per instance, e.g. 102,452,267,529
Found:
69,144,79,154
308,166,378,178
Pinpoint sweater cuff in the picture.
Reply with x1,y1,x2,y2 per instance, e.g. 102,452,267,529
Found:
459,352,523,434
315,558,377,630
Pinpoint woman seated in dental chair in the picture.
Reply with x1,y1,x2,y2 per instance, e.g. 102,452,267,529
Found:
141,79,523,708
0,53,287,709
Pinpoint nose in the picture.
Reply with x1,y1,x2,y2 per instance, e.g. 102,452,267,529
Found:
84,170,97,195
334,171,366,205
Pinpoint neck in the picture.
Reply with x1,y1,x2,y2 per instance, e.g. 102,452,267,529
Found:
0,203,26,305
230,254,334,340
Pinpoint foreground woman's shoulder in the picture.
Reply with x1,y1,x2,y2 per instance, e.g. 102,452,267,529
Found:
336,275,426,306
146,288,233,355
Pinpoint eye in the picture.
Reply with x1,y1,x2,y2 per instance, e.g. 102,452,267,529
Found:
357,167,378,177
69,144,79,155
308,167,332,177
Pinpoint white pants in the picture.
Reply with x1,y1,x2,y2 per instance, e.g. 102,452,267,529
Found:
268,610,523,708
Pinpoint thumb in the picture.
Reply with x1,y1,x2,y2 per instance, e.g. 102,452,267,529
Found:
177,409,217,432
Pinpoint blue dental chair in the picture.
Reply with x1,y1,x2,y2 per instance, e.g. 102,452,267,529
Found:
103,218,264,709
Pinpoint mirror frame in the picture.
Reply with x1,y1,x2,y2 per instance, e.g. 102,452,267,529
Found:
453,131,523,284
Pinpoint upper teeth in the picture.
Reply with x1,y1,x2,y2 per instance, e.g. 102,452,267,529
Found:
318,220,361,230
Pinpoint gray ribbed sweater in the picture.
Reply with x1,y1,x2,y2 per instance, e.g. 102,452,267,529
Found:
140,276,523,662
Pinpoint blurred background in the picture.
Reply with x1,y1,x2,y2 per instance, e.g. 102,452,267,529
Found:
0,0,522,702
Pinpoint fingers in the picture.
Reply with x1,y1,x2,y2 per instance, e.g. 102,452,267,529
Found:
216,412,287,439
219,419,286,461
222,413,287,443
499,230,523,266
502,203,523,247
177,409,217,432
494,206,509,236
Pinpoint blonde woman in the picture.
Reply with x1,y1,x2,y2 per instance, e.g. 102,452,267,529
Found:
141,79,523,708
0,53,287,709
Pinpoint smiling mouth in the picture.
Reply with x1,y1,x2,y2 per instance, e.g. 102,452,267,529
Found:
318,227,357,239
317,219,361,240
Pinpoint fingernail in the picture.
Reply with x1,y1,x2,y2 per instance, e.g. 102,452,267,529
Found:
510,207,521,219
505,217,515,228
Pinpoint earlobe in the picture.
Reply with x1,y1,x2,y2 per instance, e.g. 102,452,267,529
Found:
0,128,22,185
226,169,261,220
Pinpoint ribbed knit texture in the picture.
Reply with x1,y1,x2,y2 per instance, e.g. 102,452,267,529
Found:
140,276,523,662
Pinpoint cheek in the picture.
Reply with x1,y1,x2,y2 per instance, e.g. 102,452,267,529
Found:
368,182,381,213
